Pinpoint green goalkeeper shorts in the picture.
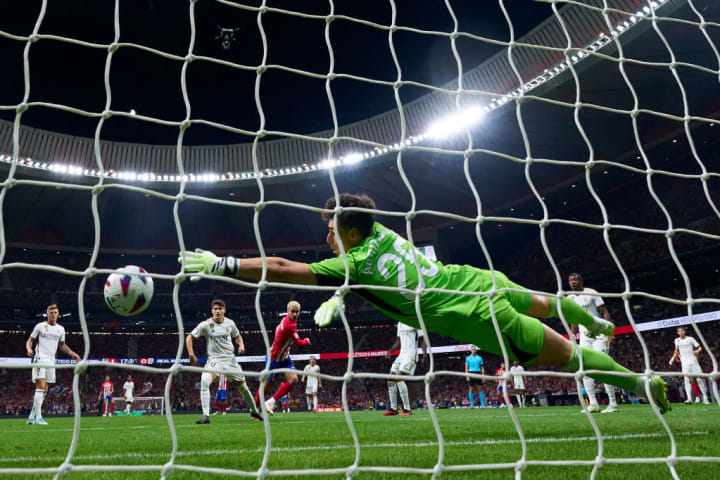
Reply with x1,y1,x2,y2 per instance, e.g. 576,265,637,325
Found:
445,271,545,365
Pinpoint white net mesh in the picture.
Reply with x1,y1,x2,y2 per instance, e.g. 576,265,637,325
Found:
0,0,719,478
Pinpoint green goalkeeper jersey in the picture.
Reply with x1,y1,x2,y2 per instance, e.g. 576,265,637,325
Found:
308,222,495,336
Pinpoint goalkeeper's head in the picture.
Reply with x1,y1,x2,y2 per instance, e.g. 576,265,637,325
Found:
322,193,376,256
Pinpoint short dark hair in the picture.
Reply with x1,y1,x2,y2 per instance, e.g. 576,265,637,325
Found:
569,272,582,280
323,193,376,237
211,299,226,309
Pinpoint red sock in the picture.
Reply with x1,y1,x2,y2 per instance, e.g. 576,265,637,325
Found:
223,401,227,413
254,389,261,406
692,383,701,398
273,382,293,402
110,402,115,414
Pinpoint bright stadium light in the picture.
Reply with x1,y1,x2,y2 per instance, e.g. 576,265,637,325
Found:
426,107,485,140
344,153,363,164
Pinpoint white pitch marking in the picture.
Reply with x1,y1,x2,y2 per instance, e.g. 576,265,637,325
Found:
0,431,708,464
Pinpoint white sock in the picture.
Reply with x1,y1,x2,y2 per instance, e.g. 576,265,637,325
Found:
388,382,398,410
313,396,318,410
606,384,617,407
583,377,598,406
267,397,276,407
398,381,410,411
33,390,44,419
307,395,312,410
698,379,709,401
521,394,526,406
684,379,693,401
515,394,521,406
200,373,212,416
237,383,258,413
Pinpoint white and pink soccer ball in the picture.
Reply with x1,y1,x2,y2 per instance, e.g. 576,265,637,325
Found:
104,265,154,316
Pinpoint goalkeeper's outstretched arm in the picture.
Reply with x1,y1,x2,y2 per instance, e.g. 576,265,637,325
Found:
179,249,318,285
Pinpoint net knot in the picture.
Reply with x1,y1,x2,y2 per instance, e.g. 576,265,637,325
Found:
424,372,435,384
170,362,182,376
3,178,17,190
29,34,40,43
255,202,266,212
515,460,528,472
405,211,416,221
74,360,89,375
17,103,29,114
630,109,639,118
539,219,550,228
257,279,268,290
585,160,595,169
161,463,175,478
180,119,192,131
91,184,106,195
343,371,354,383
184,53,195,63
325,15,335,24
57,462,73,477
108,42,119,53
101,110,112,120
594,455,606,467
665,229,675,238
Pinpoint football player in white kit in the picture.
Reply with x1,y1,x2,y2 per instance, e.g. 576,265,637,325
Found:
25,304,81,425
383,322,427,416
302,356,322,412
122,375,135,415
568,273,618,414
509,361,526,407
669,326,710,404
186,299,262,424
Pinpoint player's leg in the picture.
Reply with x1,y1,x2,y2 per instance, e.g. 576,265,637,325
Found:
579,338,599,412
267,369,298,414
689,364,709,403
110,398,115,416
501,274,613,336
396,357,415,414
313,391,318,411
457,297,669,413
198,372,217,423
478,386,485,407
32,377,46,424
468,383,474,408
682,374,693,404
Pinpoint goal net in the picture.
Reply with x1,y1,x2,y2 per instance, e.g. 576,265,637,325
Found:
0,0,719,478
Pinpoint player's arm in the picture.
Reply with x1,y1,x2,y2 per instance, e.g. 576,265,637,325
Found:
464,360,469,381
302,366,307,383
318,368,322,389
235,334,245,355
25,335,35,357
386,337,401,359
419,336,427,365
59,341,81,362
293,332,311,347
669,349,679,366
185,334,198,365
179,250,319,285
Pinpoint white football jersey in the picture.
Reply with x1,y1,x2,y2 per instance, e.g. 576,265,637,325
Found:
398,322,423,358
123,381,134,396
568,288,605,341
30,321,66,362
191,318,239,362
304,364,320,386
510,365,525,388
674,336,700,365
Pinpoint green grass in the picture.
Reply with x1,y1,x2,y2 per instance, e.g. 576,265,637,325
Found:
1,405,719,479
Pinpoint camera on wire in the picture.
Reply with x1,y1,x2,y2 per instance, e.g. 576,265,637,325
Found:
216,27,239,51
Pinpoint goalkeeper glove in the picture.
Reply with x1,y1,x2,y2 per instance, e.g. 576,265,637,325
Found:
178,248,241,281
314,292,342,327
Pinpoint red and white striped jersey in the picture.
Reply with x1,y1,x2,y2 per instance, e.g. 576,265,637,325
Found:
218,374,228,391
270,316,309,362
495,368,506,388
101,381,114,397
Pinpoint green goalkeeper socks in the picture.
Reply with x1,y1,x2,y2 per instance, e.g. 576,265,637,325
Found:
562,344,639,392
549,296,594,327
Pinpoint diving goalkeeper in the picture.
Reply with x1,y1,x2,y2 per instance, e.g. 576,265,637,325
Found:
178,193,669,413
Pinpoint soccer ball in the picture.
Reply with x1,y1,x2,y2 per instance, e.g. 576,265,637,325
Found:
104,265,154,316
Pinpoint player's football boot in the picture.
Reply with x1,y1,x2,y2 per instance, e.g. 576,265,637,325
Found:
399,409,412,416
35,418,48,425
585,318,615,339
212,412,219,415
26,418,36,425
694,397,701,404
703,399,711,405
250,410,263,422
601,406,618,413
265,400,275,416
649,376,671,415
582,404,600,413
382,409,398,416
683,399,692,404
196,415,210,424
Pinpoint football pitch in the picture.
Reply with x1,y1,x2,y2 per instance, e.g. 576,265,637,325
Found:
1,405,718,479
